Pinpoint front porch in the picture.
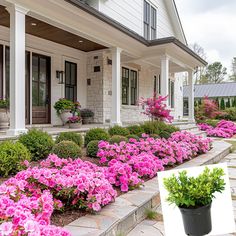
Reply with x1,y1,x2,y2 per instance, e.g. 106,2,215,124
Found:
0,1,206,136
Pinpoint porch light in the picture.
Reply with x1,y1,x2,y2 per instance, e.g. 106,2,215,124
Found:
79,40,83,43
30,22,37,26
56,70,64,84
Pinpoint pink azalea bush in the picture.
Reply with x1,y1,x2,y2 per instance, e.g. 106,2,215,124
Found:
97,132,212,192
0,154,117,236
139,95,173,122
198,120,236,138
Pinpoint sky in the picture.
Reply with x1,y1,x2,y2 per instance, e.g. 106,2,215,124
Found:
175,0,236,77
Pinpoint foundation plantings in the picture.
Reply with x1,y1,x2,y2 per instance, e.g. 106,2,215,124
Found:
163,167,225,236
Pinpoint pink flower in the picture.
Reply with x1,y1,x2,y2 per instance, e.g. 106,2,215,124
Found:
0,222,13,235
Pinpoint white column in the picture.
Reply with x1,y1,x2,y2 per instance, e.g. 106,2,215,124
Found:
111,47,122,126
160,56,169,103
188,70,195,122
7,4,28,136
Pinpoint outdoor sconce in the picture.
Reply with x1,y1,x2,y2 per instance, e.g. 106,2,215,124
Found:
107,57,112,65
56,70,64,84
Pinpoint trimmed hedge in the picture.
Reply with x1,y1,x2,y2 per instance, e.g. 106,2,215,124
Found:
0,141,31,177
18,129,54,161
55,132,83,147
52,141,82,159
109,135,128,144
84,128,110,146
108,126,130,136
87,140,99,158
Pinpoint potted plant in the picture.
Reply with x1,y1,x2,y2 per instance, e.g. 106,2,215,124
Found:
163,167,225,236
54,98,74,125
67,115,82,129
0,99,9,130
81,108,94,124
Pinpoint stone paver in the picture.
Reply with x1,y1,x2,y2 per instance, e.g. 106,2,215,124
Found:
128,150,236,236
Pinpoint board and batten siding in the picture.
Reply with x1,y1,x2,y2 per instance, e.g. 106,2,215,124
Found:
96,0,176,39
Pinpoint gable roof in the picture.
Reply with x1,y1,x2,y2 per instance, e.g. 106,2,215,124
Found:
65,0,207,66
184,82,236,98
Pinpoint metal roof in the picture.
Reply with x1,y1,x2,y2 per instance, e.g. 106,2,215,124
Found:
184,82,236,98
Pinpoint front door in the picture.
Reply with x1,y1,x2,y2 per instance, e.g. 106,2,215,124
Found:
32,53,51,124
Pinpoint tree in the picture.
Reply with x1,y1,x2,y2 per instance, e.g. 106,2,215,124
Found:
229,57,236,81
220,98,225,110
203,62,227,84
226,98,231,108
190,43,207,84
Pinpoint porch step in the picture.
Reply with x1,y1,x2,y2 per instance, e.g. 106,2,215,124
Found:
64,140,232,236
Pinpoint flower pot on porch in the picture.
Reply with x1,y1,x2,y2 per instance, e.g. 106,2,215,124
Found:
179,203,212,236
60,110,72,125
69,122,82,129
0,109,9,130
82,117,93,124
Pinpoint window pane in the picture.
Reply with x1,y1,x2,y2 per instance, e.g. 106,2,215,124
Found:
158,75,161,94
65,61,77,101
131,70,137,105
144,23,149,40
5,47,10,99
122,68,129,105
0,45,3,98
32,56,39,82
151,7,156,28
151,28,156,40
39,58,46,82
171,81,175,108
39,83,46,106
71,63,76,85
32,81,38,106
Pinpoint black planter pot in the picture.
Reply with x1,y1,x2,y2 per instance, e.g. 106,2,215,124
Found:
179,203,212,236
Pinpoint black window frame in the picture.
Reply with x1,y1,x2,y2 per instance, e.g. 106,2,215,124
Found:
168,79,175,109
154,74,161,96
144,0,157,40
65,61,77,102
130,70,138,105
122,67,129,105
0,45,3,99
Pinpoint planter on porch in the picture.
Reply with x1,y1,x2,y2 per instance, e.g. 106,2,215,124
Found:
69,121,82,129
60,110,73,125
67,115,82,129
81,109,94,124
0,109,9,130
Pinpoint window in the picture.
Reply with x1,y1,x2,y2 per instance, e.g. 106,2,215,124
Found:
0,45,3,98
143,1,157,40
5,46,10,99
122,67,138,105
65,61,77,102
168,79,175,108
154,75,161,96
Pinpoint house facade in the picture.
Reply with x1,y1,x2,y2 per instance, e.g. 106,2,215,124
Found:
0,0,206,135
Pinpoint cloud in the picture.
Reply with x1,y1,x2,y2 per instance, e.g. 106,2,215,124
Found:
175,0,236,75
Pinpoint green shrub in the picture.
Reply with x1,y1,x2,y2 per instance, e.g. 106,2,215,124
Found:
140,121,157,135
221,107,236,121
109,135,128,144
0,141,31,177
19,129,54,161
220,98,225,110
126,125,144,137
163,167,225,208
55,132,83,147
126,134,140,141
87,140,99,158
204,119,219,127
108,125,130,136
149,134,160,139
52,141,82,159
84,128,110,146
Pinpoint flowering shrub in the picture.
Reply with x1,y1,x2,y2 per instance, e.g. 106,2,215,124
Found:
198,120,236,138
0,154,117,235
139,95,173,122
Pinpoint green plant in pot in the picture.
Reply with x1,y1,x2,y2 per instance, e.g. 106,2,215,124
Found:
81,109,94,124
54,98,74,125
0,98,9,130
163,167,225,236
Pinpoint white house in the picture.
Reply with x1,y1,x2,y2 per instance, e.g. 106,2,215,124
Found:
0,0,206,135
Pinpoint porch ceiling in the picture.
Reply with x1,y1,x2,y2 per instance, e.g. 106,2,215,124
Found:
0,5,107,52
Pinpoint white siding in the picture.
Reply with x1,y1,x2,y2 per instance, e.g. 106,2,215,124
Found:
97,0,176,39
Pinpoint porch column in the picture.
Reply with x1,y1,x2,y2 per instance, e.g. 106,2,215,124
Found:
160,56,169,102
7,4,28,135
111,47,122,126
188,70,195,122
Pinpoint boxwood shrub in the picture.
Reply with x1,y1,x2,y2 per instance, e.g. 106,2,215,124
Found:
126,125,144,137
0,141,31,177
126,134,140,141
87,140,99,158
109,135,128,144
84,128,110,146
55,132,83,147
18,129,54,161
108,125,130,136
52,141,82,159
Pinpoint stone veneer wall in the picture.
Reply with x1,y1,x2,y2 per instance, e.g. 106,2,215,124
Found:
87,50,184,124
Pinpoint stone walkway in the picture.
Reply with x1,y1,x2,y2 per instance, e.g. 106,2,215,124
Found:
127,151,236,236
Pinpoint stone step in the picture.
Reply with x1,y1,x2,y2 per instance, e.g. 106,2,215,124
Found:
65,140,232,236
